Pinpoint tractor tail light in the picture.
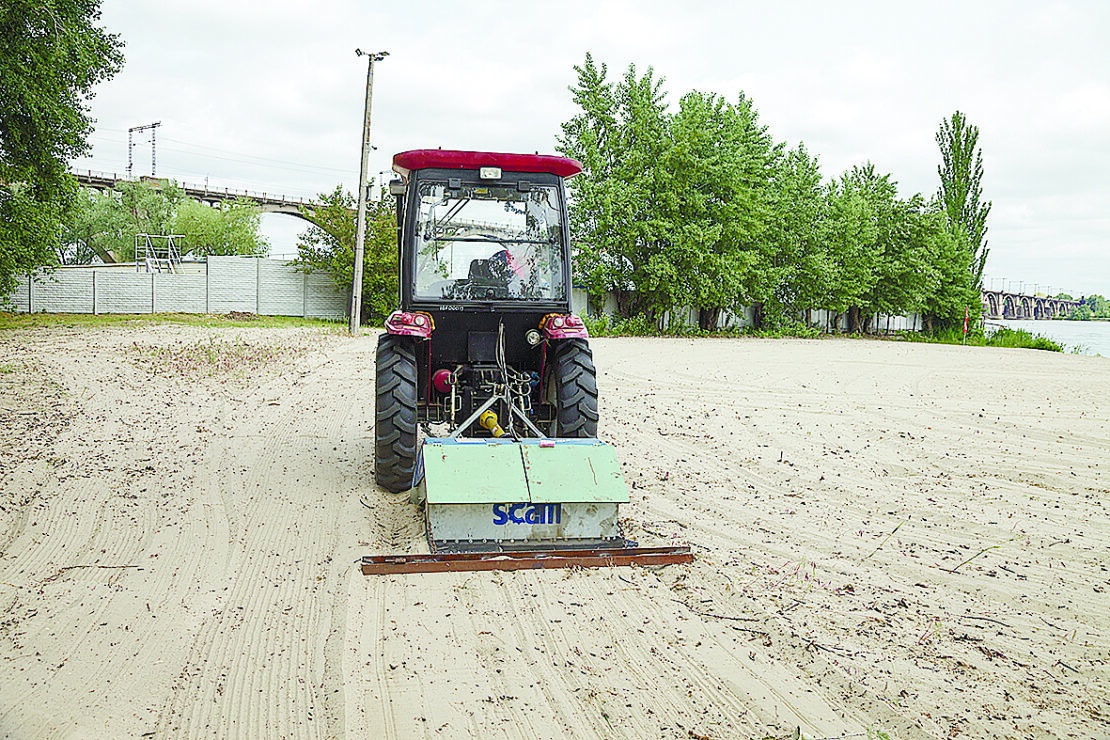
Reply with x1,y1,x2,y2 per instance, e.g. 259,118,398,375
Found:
385,311,434,338
541,313,588,340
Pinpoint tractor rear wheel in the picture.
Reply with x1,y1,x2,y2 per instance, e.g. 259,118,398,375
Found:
553,338,598,437
375,333,418,492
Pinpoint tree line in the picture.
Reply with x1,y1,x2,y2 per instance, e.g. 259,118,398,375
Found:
556,54,990,332
1065,294,1110,321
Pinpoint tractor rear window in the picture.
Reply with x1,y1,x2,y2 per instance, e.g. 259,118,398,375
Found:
413,182,567,302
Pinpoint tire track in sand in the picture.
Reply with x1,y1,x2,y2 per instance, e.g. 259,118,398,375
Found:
344,564,858,739
1,328,236,738
155,339,374,739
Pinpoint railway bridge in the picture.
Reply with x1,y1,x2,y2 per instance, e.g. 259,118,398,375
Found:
981,289,1082,320
71,169,319,223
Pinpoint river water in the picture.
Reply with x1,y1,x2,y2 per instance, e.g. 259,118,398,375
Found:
990,319,1110,357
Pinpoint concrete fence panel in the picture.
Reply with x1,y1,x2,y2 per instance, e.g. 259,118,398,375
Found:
94,271,151,314
206,256,256,314
27,270,93,313
153,273,207,314
4,257,348,319
258,260,306,317
7,280,31,312
304,272,348,320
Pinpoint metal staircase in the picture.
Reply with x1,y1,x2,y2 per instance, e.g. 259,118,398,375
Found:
135,234,185,273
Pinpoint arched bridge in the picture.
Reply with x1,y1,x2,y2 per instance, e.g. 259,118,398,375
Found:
981,290,1082,320
71,169,319,223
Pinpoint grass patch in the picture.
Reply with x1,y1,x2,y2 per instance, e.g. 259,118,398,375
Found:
896,326,1064,352
128,336,313,378
0,363,14,374
0,311,341,331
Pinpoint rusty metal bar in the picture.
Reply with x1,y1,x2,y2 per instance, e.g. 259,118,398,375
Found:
361,546,693,575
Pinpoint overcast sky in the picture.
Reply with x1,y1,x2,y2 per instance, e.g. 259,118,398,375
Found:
73,0,1109,297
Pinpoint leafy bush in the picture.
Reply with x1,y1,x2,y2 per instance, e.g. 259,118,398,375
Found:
986,328,1063,352
583,312,820,339
747,318,821,339
1066,305,1092,321
583,313,659,337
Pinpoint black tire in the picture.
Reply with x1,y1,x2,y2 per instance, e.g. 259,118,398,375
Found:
553,338,598,437
375,333,418,492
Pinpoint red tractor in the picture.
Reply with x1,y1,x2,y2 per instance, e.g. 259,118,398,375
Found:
374,149,597,494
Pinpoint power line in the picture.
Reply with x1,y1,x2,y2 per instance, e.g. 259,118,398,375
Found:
86,137,354,179
160,136,354,174
88,127,356,177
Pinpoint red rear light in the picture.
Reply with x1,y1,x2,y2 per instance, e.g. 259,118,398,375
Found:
540,313,589,340
385,311,434,338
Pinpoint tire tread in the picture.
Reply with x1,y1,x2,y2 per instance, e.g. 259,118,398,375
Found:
554,338,598,438
375,334,418,492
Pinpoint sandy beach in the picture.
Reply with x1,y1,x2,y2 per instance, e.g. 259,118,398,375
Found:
1,324,1107,739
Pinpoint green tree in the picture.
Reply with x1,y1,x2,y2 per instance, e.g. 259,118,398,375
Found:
911,204,976,331
1085,294,1109,318
556,56,996,337
755,143,824,329
664,91,780,329
936,111,991,291
819,181,878,330
558,54,673,321
292,187,397,323
1067,304,1092,321
829,164,898,331
60,180,183,262
115,180,184,260
173,198,268,256
57,184,107,264
0,0,123,293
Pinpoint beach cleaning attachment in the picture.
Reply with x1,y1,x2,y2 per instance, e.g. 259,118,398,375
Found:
362,435,693,574
413,437,627,551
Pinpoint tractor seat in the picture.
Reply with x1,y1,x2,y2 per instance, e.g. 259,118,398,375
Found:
469,259,497,282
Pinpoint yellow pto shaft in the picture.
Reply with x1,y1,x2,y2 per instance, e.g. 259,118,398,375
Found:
478,410,507,438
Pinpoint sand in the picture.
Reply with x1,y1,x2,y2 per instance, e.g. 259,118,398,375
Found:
1,324,1107,739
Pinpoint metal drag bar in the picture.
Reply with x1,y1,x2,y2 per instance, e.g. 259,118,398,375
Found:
361,545,693,575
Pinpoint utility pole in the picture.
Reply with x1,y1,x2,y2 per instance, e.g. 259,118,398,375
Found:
127,122,161,179
349,49,389,335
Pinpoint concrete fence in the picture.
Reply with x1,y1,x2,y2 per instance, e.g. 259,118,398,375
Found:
6,263,921,331
4,256,348,320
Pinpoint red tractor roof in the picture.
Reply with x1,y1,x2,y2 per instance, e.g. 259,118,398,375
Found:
392,149,583,180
